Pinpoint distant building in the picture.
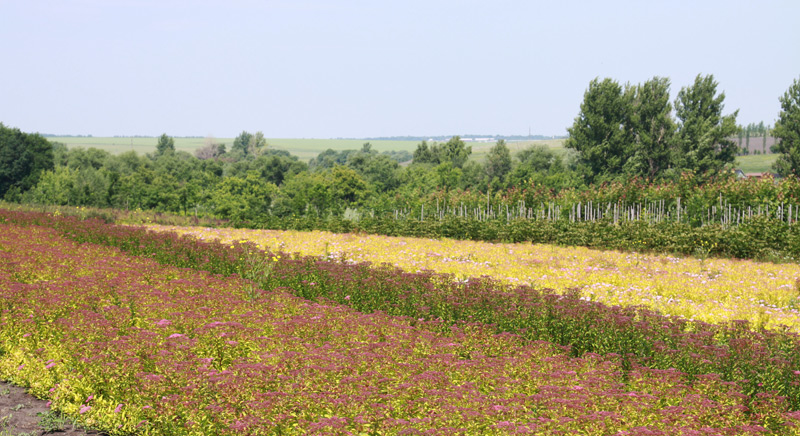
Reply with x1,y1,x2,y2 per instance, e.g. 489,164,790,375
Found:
733,169,780,180
461,137,495,143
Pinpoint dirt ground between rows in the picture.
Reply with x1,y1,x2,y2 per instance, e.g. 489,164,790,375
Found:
0,381,101,435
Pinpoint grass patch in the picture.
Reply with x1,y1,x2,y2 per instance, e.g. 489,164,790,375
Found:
736,153,778,173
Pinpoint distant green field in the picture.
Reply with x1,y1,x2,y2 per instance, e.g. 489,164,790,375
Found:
472,139,566,162
735,154,778,173
265,138,420,161
48,137,422,161
48,136,566,162
48,137,218,156
49,137,770,172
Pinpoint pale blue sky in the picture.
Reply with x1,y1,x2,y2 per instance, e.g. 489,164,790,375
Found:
1,0,798,138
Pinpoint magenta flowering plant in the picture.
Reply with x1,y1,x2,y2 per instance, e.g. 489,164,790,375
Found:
0,223,785,435
3,209,800,434
5,209,800,404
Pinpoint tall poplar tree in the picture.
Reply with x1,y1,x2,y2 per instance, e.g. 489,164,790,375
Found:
155,133,175,156
624,76,676,181
673,74,739,178
566,78,632,182
772,77,800,176
485,139,512,184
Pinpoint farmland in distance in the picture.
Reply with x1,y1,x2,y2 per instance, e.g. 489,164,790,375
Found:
48,136,571,164
48,136,421,162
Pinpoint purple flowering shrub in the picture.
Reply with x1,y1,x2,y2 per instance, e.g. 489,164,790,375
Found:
3,210,800,434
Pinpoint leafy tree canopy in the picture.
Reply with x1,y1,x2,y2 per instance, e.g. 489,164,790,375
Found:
773,76,800,177
155,133,175,156
412,136,472,168
565,78,632,183
231,131,267,159
673,74,739,178
0,123,54,199
485,139,512,186
623,77,675,181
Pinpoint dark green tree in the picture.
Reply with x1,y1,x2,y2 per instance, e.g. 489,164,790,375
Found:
566,78,632,182
509,145,560,184
459,160,486,190
271,171,330,217
673,74,739,178
209,171,278,221
516,145,561,172
345,149,375,175
66,147,110,170
256,154,307,186
411,137,471,168
249,131,267,156
623,77,676,181
51,142,69,167
361,154,400,193
0,124,54,199
309,149,355,171
23,165,108,208
115,165,158,210
772,77,800,176
155,133,175,156
412,140,438,165
328,165,369,206
231,131,267,159
441,136,472,169
396,164,438,195
435,162,462,191
485,139,512,186
509,145,582,190
381,150,412,163
22,166,78,205
231,131,253,157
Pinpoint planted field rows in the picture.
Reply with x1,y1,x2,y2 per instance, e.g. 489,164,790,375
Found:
1,223,627,435
150,225,800,332
3,210,800,434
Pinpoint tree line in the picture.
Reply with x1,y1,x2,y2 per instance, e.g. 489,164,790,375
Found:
1,75,798,223
736,121,774,156
0,127,582,221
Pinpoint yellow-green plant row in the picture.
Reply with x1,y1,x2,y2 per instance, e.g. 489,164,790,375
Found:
150,225,800,332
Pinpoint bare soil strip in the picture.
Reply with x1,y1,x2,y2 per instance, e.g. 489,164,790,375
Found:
0,381,101,435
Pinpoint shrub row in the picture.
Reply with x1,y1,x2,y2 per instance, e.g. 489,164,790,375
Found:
7,202,800,262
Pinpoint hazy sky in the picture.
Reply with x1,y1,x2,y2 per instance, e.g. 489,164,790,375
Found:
2,0,798,138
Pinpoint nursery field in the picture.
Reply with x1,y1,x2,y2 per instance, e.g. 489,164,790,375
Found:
4,210,800,435
150,225,800,332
